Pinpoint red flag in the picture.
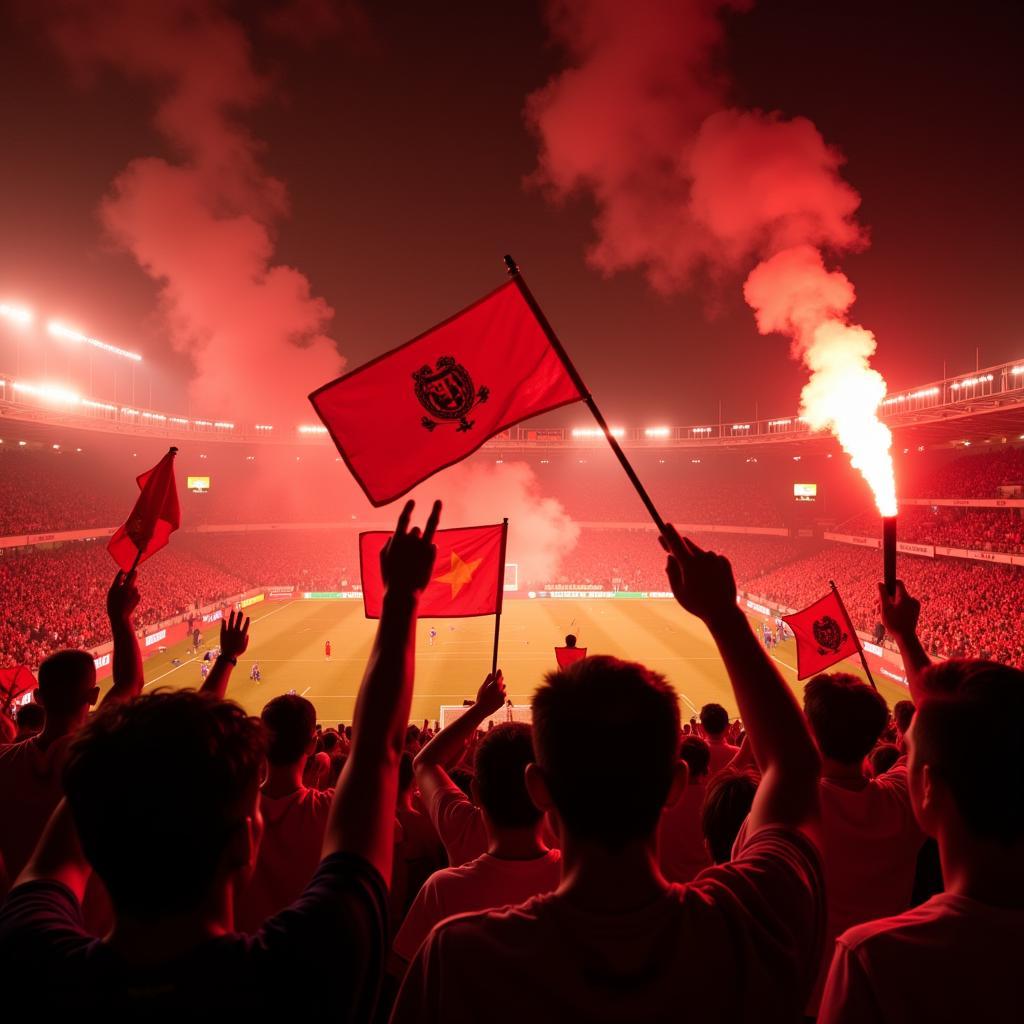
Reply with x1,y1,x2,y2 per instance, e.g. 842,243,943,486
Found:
0,666,37,706
310,280,584,506
555,646,587,670
107,448,181,571
782,590,860,680
360,523,505,619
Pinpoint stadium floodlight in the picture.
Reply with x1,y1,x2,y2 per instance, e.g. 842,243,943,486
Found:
214,421,235,429
644,426,670,437
1012,366,1024,376
254,424,274,431
12,380,81,405
121,407,139,416
48,320,142,363
0,302,33,326
193,419,213,426
141,411,166,421
572,426,624,438
298,424,328,434
768,418,792,426
691,426,712,435
82,398,117,411
169,416,189,425
731,423,751,431
950,374,994,390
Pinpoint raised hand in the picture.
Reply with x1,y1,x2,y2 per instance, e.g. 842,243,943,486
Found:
660,526,738,627
220,610,251,660
106,569,140,623
380,499,442,597
877,580,921,640
475,670,507,717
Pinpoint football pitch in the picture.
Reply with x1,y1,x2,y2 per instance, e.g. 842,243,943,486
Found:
134,598,908,723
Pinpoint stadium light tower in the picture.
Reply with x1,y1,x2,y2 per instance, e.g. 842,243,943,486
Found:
0,302,34,327
47,320,142,362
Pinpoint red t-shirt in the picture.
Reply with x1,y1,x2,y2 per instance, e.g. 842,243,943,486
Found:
0,736,73,895
394,849,562,961
657,779,711,884
391,826,824,1023
819,893,1024,1023
705,740,740,776
424,778,488,868
235,786,333,933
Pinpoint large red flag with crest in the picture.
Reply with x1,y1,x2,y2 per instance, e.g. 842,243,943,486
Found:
310,280,584,506
782,589,860,680
107,447,181,572
360,523,505,619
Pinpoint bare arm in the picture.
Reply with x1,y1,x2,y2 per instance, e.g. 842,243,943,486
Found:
200,611,250,700
100,570,143,708
15,799,91,900
878,581,931,704
413,672,506,807
662,528,820,838
322,500,441,882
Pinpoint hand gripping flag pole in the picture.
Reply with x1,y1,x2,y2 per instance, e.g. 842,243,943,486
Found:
504,255,668,535
829,580,879,691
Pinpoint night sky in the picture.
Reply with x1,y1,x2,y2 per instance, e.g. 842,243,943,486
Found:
1,0,1021,425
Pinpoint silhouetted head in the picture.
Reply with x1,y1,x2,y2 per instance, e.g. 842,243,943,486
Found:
565,634,577,648
699,703,729,739
473,722,541,830
679,735,711,781
702,768,759,863
35,650,99,726
803,672,888,765
530,655,680,850
261,693,317,766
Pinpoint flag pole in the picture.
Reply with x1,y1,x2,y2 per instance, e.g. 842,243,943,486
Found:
504,255,667,535
829,579,879,691
491,518,509,675
129,446,178,573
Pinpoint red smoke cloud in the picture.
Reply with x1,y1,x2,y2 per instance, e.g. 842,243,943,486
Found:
48,0,343,423
529,0,895,512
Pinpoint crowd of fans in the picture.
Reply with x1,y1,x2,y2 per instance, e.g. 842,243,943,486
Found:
0,506,1018,1020
904,445,1024,498
838,505,1024,553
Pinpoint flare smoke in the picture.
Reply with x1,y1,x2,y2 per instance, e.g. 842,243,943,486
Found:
528,0,896,514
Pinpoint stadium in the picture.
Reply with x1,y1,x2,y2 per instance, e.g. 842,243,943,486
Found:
2,5,1022,1020
3,316,1023,719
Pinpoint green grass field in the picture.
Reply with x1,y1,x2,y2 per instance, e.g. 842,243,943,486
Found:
131,598,908,723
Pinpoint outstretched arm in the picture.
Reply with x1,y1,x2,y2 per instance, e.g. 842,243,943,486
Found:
413,672,506,806
877,581,931,704
15,799,91,900
200,611,250,700
323,500,441,882
101,570,143,708
661,528,820,838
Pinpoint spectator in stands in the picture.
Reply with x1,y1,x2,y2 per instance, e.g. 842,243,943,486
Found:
819,658,1024,1022
702,768,760,864
0,498,442,1017
235,694,332,932
14,702,45,740
394,705,561,966
796,672,925,1014
893,699,915,752
700,702,740,774
391,529,824,1022
412,676,508,867
658,735,713,882
0,570,142,896
869,743,901,777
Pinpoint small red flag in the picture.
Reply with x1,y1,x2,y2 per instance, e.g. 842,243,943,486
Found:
0,666,37,706
359,523,505,619
782,590,860,680
310,281,584,506
555,646,587,670
107,448,181,572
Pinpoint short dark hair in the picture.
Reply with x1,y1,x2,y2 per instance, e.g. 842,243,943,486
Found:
261,694,316,765
532,655,680,850
913,660,1024,845
699,703,729,737
16,702,46,732
803,673,888,764
473,722,540,828
893,700,916,734
679,735,711,779
869,742,901,777
565,634,577,648
63,690,266,918
36,650,96,718
702,768,759,863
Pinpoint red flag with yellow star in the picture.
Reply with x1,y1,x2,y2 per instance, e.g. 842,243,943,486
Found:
359,522,505,619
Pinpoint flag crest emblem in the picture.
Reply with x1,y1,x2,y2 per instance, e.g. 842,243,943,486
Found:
813,615,847,655
414,356,489,432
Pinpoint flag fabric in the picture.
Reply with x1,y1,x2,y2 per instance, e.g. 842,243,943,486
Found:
107,448,181,571
359,523,505,619
310,280,585,506
555,646,588,670
0,666,37,705
782,590,860,680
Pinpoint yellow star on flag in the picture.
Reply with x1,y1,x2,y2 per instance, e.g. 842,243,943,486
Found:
435,550,482,599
